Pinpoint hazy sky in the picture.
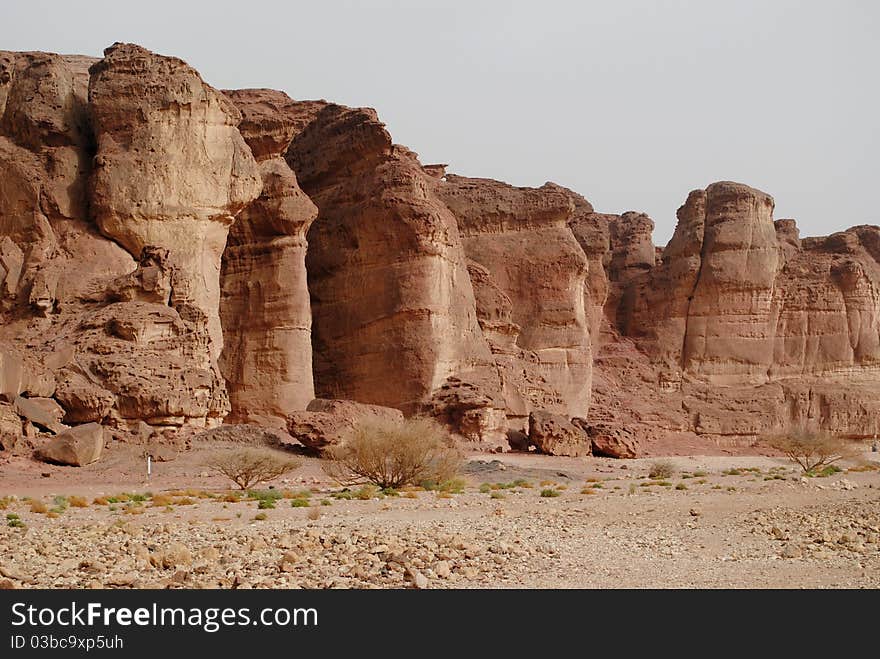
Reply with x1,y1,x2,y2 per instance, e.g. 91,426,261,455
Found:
3,1,877,243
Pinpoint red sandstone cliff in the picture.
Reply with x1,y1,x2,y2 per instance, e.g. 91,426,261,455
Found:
0,43,876,462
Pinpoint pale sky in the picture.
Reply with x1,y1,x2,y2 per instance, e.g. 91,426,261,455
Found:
3,1,877,244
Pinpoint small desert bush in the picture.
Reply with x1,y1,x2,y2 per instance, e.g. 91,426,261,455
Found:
512,479,532,488
253,512,268,521
540,488,561,498
768,431,856,474
323,417,462,490
30,500,48,514
354,485,380,500
648,461,675,479
490,491,505,500
307,507,321,520
675,483,688,490
7,513,25,528
69,496,88,508
290,498,309,508
207,448,301,490
150,494,174,507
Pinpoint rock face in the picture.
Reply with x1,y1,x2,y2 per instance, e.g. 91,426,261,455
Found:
286,104,499,422
220,89,318,423
598,182,880,444
1,42,878,460
435,176,592,424
0,43,258,448
89,43,261,360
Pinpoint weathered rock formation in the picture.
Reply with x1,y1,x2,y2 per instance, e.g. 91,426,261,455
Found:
89,43,261,359
1,42,877,464
435,175,592,426
220,89,318,424
285,104,502,436
0,43,260,457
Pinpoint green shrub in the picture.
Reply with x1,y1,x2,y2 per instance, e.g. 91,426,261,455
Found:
290,498,309,508
540,488,561,498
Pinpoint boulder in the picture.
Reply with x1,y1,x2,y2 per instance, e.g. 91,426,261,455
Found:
13,395,66,434
285,399,404,452
37,422,104,466
572,419,639,459
54,371,114,423
528,411,591,457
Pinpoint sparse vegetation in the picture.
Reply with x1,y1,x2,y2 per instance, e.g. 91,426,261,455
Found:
540,488,561,498
69,496,88,508
768,431,856,474
291,498,309,508
324,417,462,490
30,500,48,514
6,513,25,528
253,512,268,521
675,483,688,490
206,448,301,490
490,491,505,500
648,461,675,479
354,485,380,500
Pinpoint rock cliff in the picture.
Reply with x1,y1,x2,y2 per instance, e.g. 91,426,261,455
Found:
0,42,877,463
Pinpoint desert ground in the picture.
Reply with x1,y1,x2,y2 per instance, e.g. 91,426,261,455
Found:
1,443,878,590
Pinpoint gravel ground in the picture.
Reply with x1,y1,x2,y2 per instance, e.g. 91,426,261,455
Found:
1,453,879,589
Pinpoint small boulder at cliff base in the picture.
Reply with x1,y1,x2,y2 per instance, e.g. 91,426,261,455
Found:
528,411,591,457
37,423,105,466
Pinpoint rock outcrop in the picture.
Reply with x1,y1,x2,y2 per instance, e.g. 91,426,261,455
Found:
286,104,499,425
220,89,318,424
435,176,592,424
597,182,880,444
1,42,878,461
89,43,261,360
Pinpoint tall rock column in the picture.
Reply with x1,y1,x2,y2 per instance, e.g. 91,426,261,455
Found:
220,89,318,423
88,43,261,361
286,104,499,418
682,182,780,384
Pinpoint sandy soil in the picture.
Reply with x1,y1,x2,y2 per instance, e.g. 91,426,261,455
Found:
1,445,879,589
